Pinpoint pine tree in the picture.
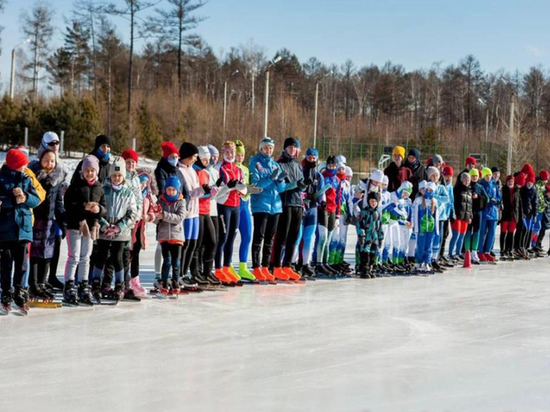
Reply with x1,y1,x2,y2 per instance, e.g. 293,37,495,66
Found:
135,101,162,158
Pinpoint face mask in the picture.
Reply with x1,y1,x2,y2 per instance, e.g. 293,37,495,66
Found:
369,185,379,193
326,167,336,176
165,192,179,202
425,191,434,200
167,157,178,167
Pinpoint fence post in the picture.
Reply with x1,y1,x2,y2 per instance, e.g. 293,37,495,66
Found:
24,127,28,148
60,130,65,155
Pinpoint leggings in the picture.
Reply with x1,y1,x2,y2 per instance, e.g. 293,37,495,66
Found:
91,240,126,284
316,209,336,264
0,241,29,296
29,257,50,289
49,235,62,282
464,214,481,251
329,217,349,264
238,199,253,263
431,220,446,262
478,219,497,254
216,204,240,269
252,212,280,268
181,217,199,277
273,206,303,268
300,207,318,265
131,225,143,279
449,219,468,256
500,220,516,253
161,242,182,284
191,214,217,278
440,219,450,258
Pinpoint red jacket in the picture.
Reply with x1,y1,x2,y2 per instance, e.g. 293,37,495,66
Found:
197,168,210,216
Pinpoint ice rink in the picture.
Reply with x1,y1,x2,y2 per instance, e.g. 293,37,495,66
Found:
2,247,550,411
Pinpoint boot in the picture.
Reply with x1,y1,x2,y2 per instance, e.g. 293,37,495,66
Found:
273,267,290,281
215,268,232,283
253,267,266,281
224,266,241,282
63,280,78,305
260,267,277,284
113,282,125,301
91,278,102,303
129,277,147,297
238,263,257,282
282,266,302,282
78,281,94,305
301,264,316,280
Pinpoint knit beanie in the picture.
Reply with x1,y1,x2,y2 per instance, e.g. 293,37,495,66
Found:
121,149,138,163
110,156,126,177
469,168,479,177
284,137,299,149
527,172,536,184
382,175,389,185
442,165,454,177
165,176,180,194
198,146,211,159
392,146,405,159
515,173,525,187
433,154,443,164
179,142,199,160
326,155,337,166
5,148,29,171
336,155,347,165
94,134,112,150
419,180,427,191
139,173,150,184
161,141,179,158
259,137,275,152
306,148,319,157
207,144,219,157
491,167,500,174
345,166,353,178
426,182,437,193
82,154,100,174
398,181,413,194
505,175,514,183
235,140,245,155
481,167,492,179
426,166,440,180
367,191,380,204
465,156,477,167
521,164,535,176
540,170,550,181
370,169,384,183
408,148,420,160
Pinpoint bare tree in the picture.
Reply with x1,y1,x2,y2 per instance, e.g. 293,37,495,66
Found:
21,2,54,101
145,0,206,98
0,0,5,56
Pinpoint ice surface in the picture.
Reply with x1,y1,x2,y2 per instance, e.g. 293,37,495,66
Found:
2,152,550,411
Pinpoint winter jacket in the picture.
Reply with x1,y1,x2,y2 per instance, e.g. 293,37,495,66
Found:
302,160,325,210
64,176,107,231
501,185,518,222
155,194,186,244
453,182,473,222
180,163,205,218
278,151,306,208
353,178,379,219
71,152,111,184
131,168,159,251
535,179,547,213
356,205,383,250
155,157,189,205
320,169,341,214
338,179,354,223
383,162,413,193
412,196,440,235
25,167,47,207
404,159,427,200
520,185,538,219
441,181,455,221
99,179,139,242
126,170,143,213
471,181,489,215
28,160,65,259
249,152,284,215
378,189,392,225
540,192,550,231
479,179,502,221
386,191,412,225
0,165,42,242
432,183,450,220
216,161,245,207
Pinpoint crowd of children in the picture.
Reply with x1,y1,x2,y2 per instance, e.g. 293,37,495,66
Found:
1,136,549,314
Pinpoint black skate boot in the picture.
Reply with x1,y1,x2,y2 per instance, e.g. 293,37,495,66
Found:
91,278,102,304
113,282,125,302
12,287,29,316
191,274,210,286
29,284,52,301
123,281,141,302
48,275,65,291
101,282,114,300
0,293,12,315
181,276,201,293
78,281,94,306
63,280,78,306
301,264,316,281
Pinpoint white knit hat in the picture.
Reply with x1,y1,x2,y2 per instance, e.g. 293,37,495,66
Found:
382,175,389,185
336,154,347,165
370,169,384,183
345,166,353,178
198,146,211,159
110,156,126,177
426,166,440,180
419,180,427,191
426,182,437,192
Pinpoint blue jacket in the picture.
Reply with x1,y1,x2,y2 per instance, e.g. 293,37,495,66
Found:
0,165,42,242
480,179,502,221
249,152,284,215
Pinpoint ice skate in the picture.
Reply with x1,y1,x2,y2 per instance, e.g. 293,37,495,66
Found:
91,279,102,304
129,277,147,298
0,294,12,316
239,263,260,285
283,267,306,284
63,280,79,306
113,282,125,302
12,287,29,316
260,267,278,285
77,281,94,306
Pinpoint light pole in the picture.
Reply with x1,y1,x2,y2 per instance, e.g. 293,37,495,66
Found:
10,38,31,99
264,55,282,137
223,70,239,137
507,93,515,176
313,82,319,148
478,98,489,150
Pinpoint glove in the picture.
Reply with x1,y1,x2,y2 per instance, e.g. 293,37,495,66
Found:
303,177,313,186
276,172,288,183
271,169,279,180
202,184,211,195
215,177,223,187
296,179,307,190
227,179,238,189
319,201,327,210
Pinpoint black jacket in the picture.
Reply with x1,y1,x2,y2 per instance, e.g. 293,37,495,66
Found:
520,185,538,218
278,152,305,208
502,185,521,222
453,182,473,222
64,176,107,230
405,161,426,200
154,157,189,204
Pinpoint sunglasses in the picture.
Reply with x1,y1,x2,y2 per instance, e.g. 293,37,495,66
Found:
47,141,60,146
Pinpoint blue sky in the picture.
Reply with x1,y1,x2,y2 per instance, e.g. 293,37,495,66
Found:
1,0,549,92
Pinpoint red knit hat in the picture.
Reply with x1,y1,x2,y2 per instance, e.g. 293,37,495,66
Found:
521,164,534,176
161,141,179,158
539,170,550,181
121,149,139,163
515,173,525,187
527,172,536,184
5,148,29,171
442,165,454,177
505,175,514,183
465,156,477,167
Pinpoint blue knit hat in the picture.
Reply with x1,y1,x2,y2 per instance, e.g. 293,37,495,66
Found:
165,176,180,195
306,148,319,157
